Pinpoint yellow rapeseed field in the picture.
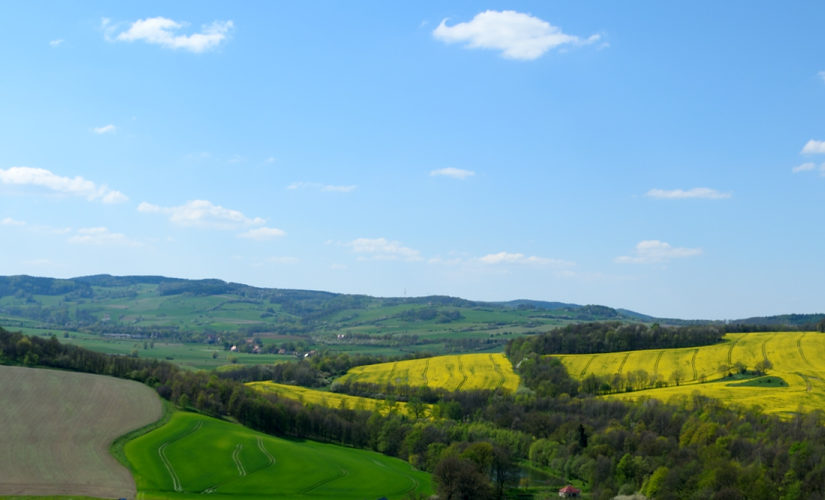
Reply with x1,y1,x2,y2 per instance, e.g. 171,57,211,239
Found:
247,381,433,418
336,353,520,392
554,332,825,417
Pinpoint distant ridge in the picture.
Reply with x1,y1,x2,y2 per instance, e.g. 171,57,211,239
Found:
0,274,821,328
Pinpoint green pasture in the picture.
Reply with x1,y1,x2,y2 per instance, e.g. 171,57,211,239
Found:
125,411,432,500
18,328,293,370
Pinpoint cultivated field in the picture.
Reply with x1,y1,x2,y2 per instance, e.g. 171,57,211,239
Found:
335,353,520,392
0,365,163,500
247,381,433,417
555,331,825,417
124,411,431,499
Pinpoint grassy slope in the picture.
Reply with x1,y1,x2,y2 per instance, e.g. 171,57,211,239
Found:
555,331,825,417
124,411,432,500
336,353,520,392
0,365,163,500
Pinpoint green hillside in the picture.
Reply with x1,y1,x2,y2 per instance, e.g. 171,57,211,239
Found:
0,274,645,360
125,411,431,499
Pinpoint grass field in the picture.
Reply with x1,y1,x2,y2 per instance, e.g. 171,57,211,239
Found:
0,365,163,500
336,353,520,392
247,381,433,417
18,328,294,370
554,331,825,417
124,411,432,499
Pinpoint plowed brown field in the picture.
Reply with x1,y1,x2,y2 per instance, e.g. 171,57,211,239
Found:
0,365,162,500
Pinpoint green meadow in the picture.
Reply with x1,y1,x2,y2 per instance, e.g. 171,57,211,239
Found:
124,411,432,500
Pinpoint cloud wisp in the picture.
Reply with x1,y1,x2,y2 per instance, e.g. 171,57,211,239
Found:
1,217,26,226
615,240,702,264
93,124,117,135
68,227,139,246
478,251,573,267
792,162,825,176
430,167,475,180
104,17,233,53
801,140,825,155
344,237,422,262
645,187,731,200
238,227,286,240
0,166,127,203
138,199,267,229
433,10,600,60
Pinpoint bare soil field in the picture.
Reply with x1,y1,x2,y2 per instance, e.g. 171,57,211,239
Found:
0,365,162,499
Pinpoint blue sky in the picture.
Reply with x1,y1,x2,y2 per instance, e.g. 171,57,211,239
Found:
1,1,824,319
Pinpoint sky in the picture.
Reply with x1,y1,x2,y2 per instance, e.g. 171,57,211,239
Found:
1,1,824,319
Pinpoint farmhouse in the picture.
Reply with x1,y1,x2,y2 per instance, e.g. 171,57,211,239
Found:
559,485,581,497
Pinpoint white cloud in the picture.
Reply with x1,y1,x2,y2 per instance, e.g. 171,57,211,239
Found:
0,166,127,203
68,227,138,246
105,17,233,53
238,227,286,240
478,251,573,267
792,162,817,173
433,10,600,60
264,157,277,164
615,240,702,264
818,71,825,83
801,139,825,154
645,187,731,200
345,237,422,261
288,182,357,193
49,39,64,47
1,217,25,226
430,167,475,180
138,199,265,229
93,124,117,134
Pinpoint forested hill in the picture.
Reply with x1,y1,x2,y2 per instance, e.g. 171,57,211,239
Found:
0,274,650,351
0,274,823,354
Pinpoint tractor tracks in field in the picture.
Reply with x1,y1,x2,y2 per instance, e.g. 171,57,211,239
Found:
616,352,630,375
797,333,813,368
690,349,699,382
761,334,775,365
158,421,202,492
299,467,348,494
581,355,595,378
455,356,468,391
232,444,247,477
387,362,399,388
489,354,506,388
158,443,182,492
257,437,275,465
421,358,429,386
652,351,664,380
727,336,742,366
